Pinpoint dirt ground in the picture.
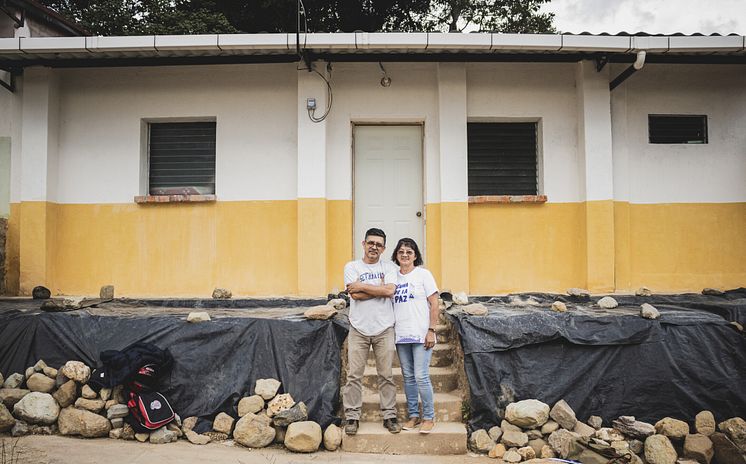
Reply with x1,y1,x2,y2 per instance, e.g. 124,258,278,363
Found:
1,435,495,464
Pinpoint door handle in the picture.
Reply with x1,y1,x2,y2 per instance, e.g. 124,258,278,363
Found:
416,211,422,217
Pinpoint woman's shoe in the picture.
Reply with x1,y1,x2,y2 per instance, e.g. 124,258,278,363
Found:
419,420,435,434
402,417,421,430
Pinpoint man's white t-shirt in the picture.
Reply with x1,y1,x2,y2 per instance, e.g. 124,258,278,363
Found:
392,267,439,344
344,259,398,336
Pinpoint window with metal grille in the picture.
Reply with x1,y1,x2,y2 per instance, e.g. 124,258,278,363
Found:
648,115,708,144
148,121,216,195
467,122,538,196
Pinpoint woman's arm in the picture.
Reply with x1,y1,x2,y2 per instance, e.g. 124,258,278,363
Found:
424,292,439,349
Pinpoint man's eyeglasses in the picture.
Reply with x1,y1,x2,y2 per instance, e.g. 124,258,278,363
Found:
365,241,385,249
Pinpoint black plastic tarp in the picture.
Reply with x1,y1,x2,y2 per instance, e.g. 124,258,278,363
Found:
0,302,347,428
453,290,746,432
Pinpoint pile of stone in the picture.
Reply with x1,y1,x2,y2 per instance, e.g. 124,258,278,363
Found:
468,398,746,464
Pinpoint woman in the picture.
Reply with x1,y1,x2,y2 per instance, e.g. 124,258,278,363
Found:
390,238,439,434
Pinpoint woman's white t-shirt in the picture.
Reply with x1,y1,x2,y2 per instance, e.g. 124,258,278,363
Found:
392,267,439,344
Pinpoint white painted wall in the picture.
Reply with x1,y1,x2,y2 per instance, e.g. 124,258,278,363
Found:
466,63,582,203
611,64,746,204
0,77,22,205
55,64,297,203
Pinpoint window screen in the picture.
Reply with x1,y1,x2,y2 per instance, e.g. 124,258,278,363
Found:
648,115,708,144
467,122,538,196
148,121,216,195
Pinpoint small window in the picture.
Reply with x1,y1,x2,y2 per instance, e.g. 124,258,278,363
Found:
148,121,216,195
648,115,708,144
467,122,538,196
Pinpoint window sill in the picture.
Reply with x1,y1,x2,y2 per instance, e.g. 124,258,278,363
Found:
134,194,217,204
468,195,548,204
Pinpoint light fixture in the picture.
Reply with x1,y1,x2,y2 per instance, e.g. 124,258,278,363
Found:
379,62,391,87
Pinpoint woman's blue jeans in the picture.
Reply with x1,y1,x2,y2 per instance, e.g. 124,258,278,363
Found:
396,343,434,420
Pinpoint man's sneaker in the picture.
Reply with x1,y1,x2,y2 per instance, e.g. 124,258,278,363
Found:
383,418,402,434
345,419,359,435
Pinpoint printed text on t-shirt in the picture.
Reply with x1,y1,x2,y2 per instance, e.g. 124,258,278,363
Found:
394,283,415,303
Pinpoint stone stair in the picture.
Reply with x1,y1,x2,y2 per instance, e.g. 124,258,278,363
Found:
341,324,467,455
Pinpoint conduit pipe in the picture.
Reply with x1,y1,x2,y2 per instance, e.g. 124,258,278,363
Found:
610,50,646,91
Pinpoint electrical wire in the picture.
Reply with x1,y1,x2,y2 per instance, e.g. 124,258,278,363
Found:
308,66,333,123
296,0,333,123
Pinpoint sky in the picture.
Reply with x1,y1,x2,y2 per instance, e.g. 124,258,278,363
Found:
541,0,745,35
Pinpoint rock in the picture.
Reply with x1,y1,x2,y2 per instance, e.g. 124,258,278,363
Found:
25,366,35,380
505,399,550,428
502,419,522,433
503,448,522,463
0,403,16,432
550,399,577,430
32,360,48,372
206,431,230,441
588,415,603,430
32,286,52,299
0,373,2,385
656,417,690,440
112,385,126,404
683,433,714,464
718,417,746,451
710,432,746,464
167,421,183,437
611,440,630,453
551,301,568,312
185,429,211,445
254,378,281,400
182,416,198,432
462,303,488,316
57,406,111,438
13,392,59,425
327,298,347,310
42,367,58,379
60,361,91,384
541,444,556,458
636,287,652,296
121,423,135,440
273,402,308,427
303,305,338,320
109,428,123,439
110,418,124,429
541,420,559,434
323,424,342,451
3,373,24,389
702,288,724,296
489,443,506,458
526,429,542,439
107,404,129,420
187,311,211,323
629,439,644,454
488,425,503,442
613,417,656,439
502,430,529,448
105,400,118,410
518,445,536,460
62,296,86,309
596,427,625,442
694,411,715,436
75,397,105,413
26,373,55,393
574,421,596,438
267,393,294,417
233,412,275,448
238,395,264,417
212,288,231,299
11,421,29,437
81,384,97,399
100,285,115,299
0,388,30,408
453,291,469,305
528,438,548,456
55,370,69,388
98,387,111,402
274,426,287,444
213,412,235,435
285,421,322,453
548,429,580,458
150,426,178,444
470,429,494,452
597,296,618,309
641,303,661,319
645,434,678,464
135,432,149,442
568,288,590,298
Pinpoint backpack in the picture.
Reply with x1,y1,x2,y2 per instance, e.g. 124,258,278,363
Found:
126,390,175,432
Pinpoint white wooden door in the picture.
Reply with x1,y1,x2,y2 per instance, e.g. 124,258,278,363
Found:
353,125,424,260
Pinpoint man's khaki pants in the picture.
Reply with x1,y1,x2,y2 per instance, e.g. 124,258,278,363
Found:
342,326,397,420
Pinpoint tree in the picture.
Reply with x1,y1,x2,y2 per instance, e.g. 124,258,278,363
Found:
418,0,555,33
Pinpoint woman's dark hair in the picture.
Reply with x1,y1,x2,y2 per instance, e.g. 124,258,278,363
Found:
391,238,424,266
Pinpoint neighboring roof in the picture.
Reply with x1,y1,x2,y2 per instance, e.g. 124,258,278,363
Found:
0,32,744,69
7,0,89,36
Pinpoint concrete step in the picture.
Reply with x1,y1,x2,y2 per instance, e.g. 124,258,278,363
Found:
362,366,459,393
360,391,463,423
367,343,453,368
341,421,467,455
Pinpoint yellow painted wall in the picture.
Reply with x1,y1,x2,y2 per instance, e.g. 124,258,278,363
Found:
425,203,442,286
326,200,352,294
4,202,20,294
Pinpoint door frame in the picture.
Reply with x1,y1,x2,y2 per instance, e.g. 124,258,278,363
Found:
351,122,426,260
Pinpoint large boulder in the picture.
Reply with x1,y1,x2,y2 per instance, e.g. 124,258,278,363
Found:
0,403,15,432
505,399,550,428
150,426,178,444
548,429,580,458
684,433,714,464
655,417,690,440
233,412,275,448
60,361,91,384
238,395,264,416
12,392,59,425
254,378,281,400
0,388,30,408
57,406,111,438
719,417,746,451
26,373,56,393
597,296,618,309
3,373,24,389
323,424,342,451
695,411,717,436
644,434,678,464
52,380,77,408
304,305,337,320
502,430,529,448
273,402,308,427
213,412,235,435
710,432,746,464
549,399,577,430
284,421,322,453
469,429,494,453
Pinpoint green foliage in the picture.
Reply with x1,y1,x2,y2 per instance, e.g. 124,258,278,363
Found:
418,0,556,33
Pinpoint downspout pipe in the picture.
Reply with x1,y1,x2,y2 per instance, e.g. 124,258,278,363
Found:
609,50,646,91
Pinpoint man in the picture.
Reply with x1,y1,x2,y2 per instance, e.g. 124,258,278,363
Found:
342,228,401,435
